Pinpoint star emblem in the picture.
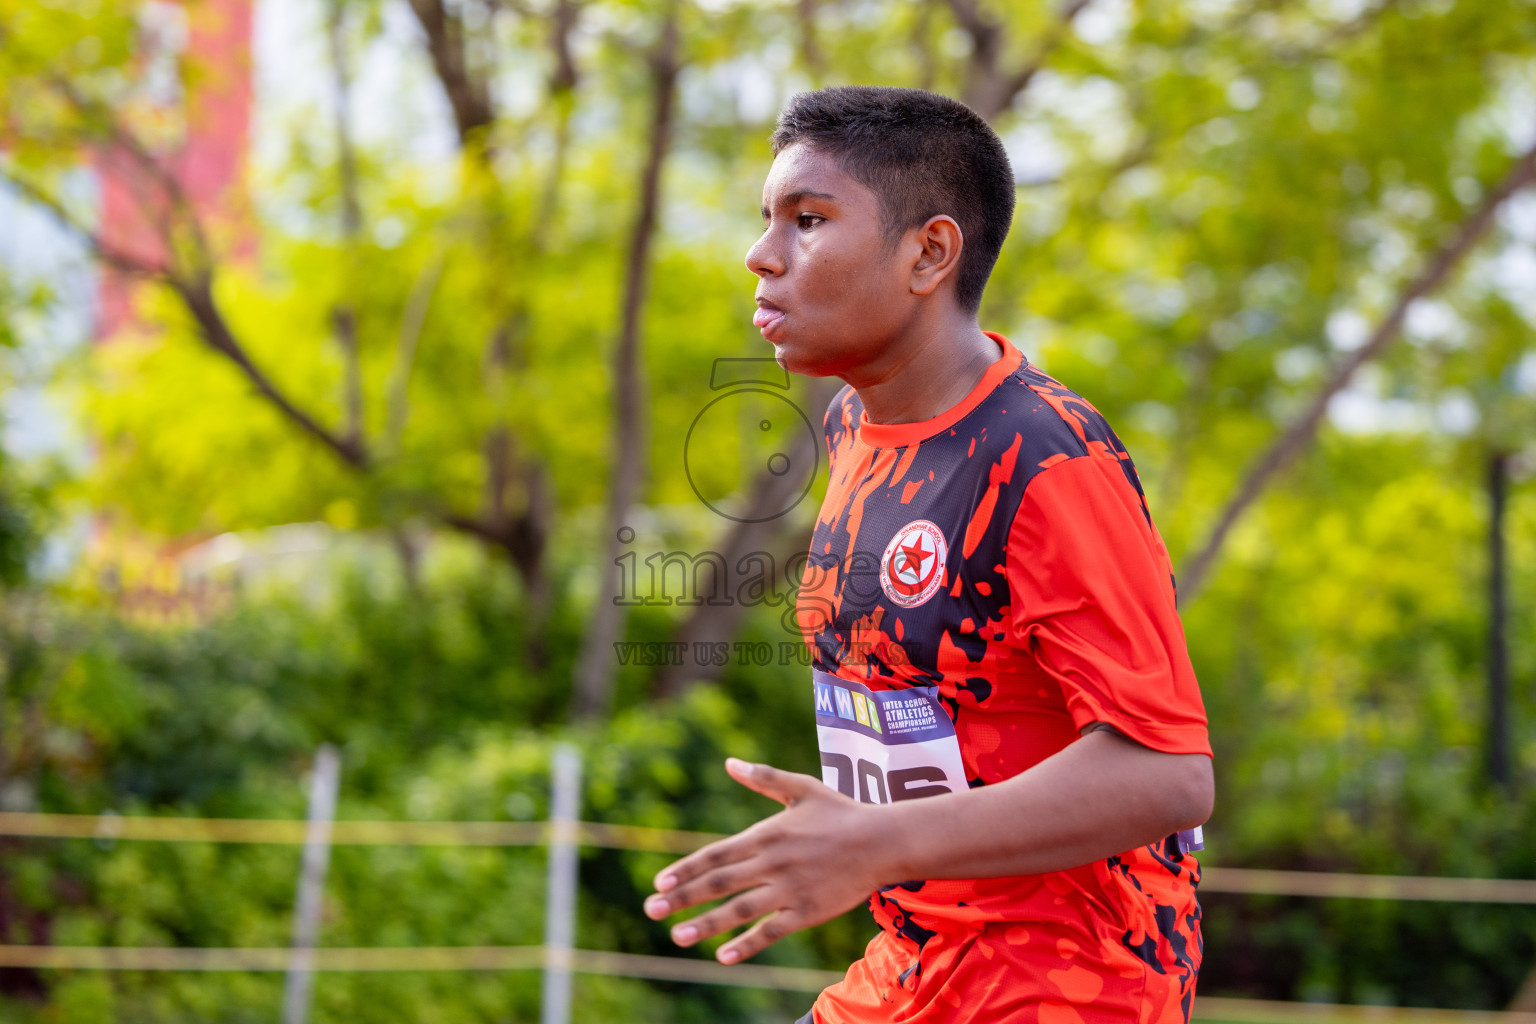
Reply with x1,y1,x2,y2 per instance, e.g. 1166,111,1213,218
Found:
894,537,931,583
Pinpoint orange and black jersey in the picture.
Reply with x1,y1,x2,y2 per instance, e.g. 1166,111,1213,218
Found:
796,334,1210,1024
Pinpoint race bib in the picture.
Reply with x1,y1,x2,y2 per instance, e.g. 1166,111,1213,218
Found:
812,669,968,804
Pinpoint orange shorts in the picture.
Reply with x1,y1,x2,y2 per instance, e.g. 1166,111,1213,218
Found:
808,875,1201,1024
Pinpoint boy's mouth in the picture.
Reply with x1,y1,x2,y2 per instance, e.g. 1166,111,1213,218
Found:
752,301,786,332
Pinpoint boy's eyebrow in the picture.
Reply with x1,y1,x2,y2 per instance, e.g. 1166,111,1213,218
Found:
761,189,839,217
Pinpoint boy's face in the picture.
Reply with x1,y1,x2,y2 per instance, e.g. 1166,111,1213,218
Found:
746,143,917,377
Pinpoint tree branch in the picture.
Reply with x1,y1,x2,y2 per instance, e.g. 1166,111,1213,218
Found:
3,73,571,601
3,164,368,469
1013,131,1156,190
996,0,1091,112
538,0,581,223
947,0,1093,123
10,74,372,470
1177,133,1536,603
170,275,370,469
406,0,495,145
0,169,167,277
47,74,214,273
440,476,548,591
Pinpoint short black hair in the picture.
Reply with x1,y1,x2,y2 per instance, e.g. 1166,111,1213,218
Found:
769,86,1015,313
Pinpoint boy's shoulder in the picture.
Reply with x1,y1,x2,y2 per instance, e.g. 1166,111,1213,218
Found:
1007,360,1134,470
821,382,862,460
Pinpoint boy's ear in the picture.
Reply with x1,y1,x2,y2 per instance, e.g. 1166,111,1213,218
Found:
909,215,965,298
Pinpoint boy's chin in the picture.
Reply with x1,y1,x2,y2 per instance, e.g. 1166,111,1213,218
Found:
771,342,806,375
771,341,834,378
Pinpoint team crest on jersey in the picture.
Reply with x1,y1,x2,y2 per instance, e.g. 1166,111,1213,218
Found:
879,520,948,608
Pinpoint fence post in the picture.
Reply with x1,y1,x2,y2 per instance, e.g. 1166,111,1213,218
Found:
541,743,582,1024
283,744,341,1024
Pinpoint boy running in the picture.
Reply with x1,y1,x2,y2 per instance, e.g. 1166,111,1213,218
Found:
643,86,1213,1024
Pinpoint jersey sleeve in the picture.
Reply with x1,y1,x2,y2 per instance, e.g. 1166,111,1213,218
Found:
1004,454,1211,756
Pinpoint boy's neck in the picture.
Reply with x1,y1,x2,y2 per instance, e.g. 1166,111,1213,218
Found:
844,308,1000,427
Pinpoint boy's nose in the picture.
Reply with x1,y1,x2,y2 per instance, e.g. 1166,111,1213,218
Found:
745,233,783,278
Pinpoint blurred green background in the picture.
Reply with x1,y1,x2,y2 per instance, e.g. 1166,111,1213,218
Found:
1,0,1535,1019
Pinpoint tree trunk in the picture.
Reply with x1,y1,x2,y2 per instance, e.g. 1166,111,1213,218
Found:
1488,448,1510,792
570,1,681,720
327,0,365,450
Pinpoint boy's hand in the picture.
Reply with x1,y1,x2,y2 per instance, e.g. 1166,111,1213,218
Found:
642,757,891,964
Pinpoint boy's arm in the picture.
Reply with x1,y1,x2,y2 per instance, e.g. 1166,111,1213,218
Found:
643,733,1211,964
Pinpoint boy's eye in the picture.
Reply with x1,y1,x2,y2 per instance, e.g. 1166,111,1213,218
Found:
797,213,824,229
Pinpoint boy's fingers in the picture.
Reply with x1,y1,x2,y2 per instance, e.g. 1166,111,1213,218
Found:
653,758,819,894
653,832,753,894
667,884,778,947
644,857,763,919
717,907,805,964
726,758,822,806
